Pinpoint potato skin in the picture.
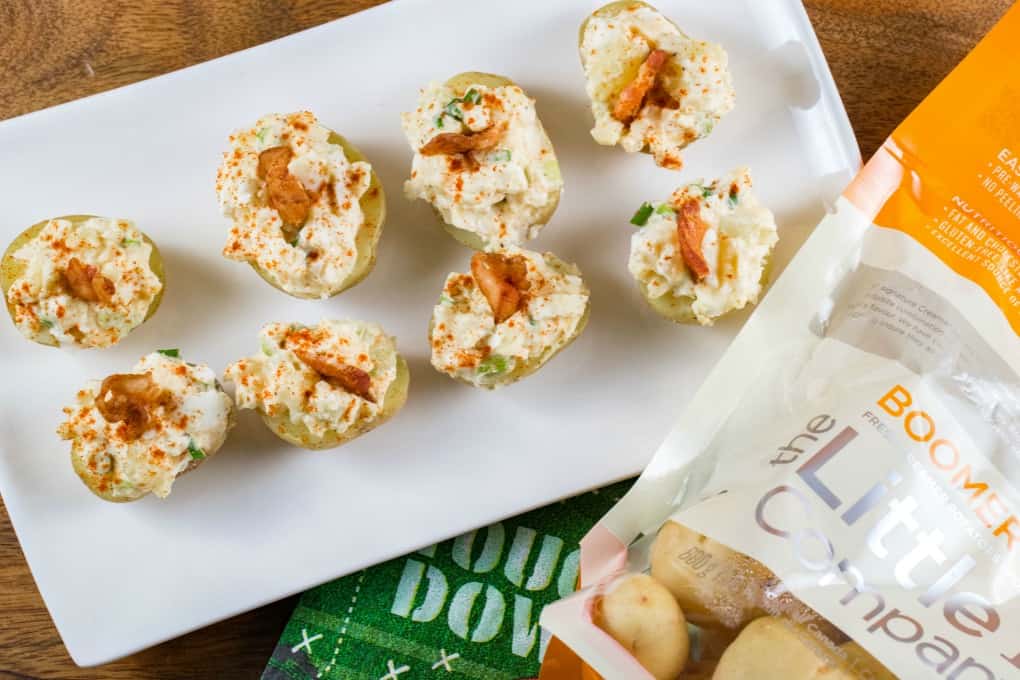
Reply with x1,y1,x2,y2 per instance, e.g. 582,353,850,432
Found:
1,214,165,347
250,131,386,299
578,1,669,51
445,71,515,94
509,301,589,386
638,282,698,325
3,220,62,347
440,216,489,252
592,573,689,680
70,439,140,503
420,72,561,251
636,256,772,325
441,199,562,252
262,354,410,450
72,434,206,503
430,303,590,390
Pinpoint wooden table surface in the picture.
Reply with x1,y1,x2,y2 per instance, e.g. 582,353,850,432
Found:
0,0,1012,677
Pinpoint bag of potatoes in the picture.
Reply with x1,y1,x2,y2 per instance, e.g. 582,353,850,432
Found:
539,6,1020,679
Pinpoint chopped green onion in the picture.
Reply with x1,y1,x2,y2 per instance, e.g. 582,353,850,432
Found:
187,439,206,460
543,159,562,183
289,236,299,247
442,88,482,123
444,101,464,121
476,354,508,377
702,186,715,198
528,315,538,328
489,149,512,163
728,192,739,208
702,120,715,135
630,202,654,226
121,238,141,247
443,89,481,125
157,348,180,358
39,318,54,329
438,295,454,305
655,204,676,216
256,127,269,144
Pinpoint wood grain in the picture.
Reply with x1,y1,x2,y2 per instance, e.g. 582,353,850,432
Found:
0,0,1013,677
804,0,1011,157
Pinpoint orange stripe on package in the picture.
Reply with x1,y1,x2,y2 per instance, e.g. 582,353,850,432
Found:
540,6,1020,680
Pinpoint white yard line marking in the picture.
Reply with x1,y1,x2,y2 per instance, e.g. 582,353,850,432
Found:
378,659,411,680
292,628,323,655
316,570,367,679
431,648,461,671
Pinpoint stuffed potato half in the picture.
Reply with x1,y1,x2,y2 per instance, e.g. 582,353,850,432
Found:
58,350,236,502
628,168,777,326
2,215,164,348
579,1,735,169
428,247,590,389
218,111,386,299
402,72,563,250
225,320,409,450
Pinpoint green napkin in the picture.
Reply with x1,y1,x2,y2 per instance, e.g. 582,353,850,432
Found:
263,479,633,680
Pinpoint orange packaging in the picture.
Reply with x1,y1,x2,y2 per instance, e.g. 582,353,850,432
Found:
540,5,1020,679
847,6,1020,334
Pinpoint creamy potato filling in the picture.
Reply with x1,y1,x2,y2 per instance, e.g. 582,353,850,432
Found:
402,82,562,246
218,111,373,298
628,168,778,325
225,320,398,439
429,247,588,387
5,217,162,348
580,2,735,168
58,352,234,499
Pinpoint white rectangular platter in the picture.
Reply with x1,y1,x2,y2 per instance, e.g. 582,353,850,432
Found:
0,0,860,666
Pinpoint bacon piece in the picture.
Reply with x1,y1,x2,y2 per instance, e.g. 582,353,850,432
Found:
447,153,481,174
64,258,98,301
63,257,116,304
612,49,671,123
97,373,171,440
647,83,680,110
676,199,710,282
293,347,376,403
258,146,311,227
470,252,530,324
419,123,506,157
91,274,116,304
